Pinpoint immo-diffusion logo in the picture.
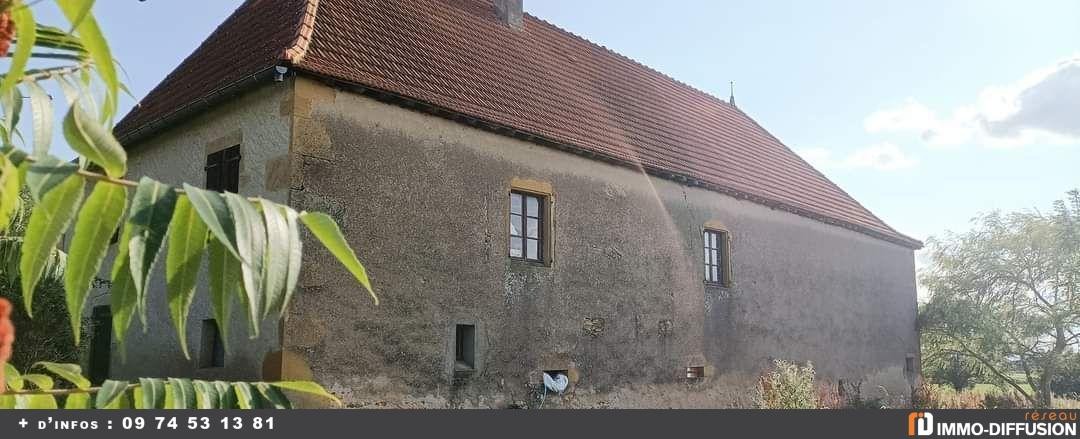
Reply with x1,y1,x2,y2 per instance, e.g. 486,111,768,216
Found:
908,411,1078,437
909,412,934,436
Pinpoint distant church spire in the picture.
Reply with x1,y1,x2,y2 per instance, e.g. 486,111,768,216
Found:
729,81,736,107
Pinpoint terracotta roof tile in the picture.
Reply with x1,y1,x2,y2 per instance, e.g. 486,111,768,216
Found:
115,0,922,249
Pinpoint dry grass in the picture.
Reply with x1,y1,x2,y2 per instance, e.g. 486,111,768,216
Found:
913,382,1080,409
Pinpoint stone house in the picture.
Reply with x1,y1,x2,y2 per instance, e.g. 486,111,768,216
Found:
100,0,923,408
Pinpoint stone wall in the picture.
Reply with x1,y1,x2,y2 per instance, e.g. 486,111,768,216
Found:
90,82,293,381
281,76,920,408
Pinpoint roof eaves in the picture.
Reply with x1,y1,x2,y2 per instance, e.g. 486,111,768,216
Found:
117,66,278,147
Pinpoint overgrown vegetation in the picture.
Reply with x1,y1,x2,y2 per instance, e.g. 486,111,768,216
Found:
0,0,377,408
757,360,818,409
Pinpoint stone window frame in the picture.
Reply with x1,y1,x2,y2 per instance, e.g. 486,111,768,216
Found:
702,223,733,287
507,179,555,267
448,320,483,378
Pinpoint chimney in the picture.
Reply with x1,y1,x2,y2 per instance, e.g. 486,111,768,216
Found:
494,0,523,29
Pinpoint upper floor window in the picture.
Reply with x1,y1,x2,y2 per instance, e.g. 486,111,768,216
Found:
510,191,544,262
205,145,241,193
704,229,730,285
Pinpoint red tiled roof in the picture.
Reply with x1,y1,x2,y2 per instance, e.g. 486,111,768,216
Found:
115,0,922,249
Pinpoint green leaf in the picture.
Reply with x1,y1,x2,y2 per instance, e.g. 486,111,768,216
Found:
193,380,218,409
32,362,90,390
23,155,78,202
137,378,165,409
181,184,242,261
62,0,95,32
128,177,177,327
168,378,195,409
20,174,84,316
54,73,80,105
56,0,118,120
232,382,255,409
0,154,19,234
260,200,289,317
34,23,87,53
21,373,54,390
281,207,303,314
299,212,377,304
63,98,127,177
207,237,238,353
224,193,265,337
3,362,24,391
0,4,35,100
0,144,28,166
95,379,128,408
64,393,92,409
15,395,58,409
213,381,236,409
109,224,137,354
255,382,292,409
269,381,341,406
165,196,208,359
25,81,53,157
64,182,127,343
1,87,22,143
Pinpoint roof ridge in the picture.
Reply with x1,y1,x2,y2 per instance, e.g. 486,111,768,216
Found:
283,0,320,64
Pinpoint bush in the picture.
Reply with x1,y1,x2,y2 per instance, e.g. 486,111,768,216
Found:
982,391,1025,409
928,353,983,391
758,359,817,409
1050,355,1080,399
912,382,943,409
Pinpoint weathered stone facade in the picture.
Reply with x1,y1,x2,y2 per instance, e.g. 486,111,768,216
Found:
106,76,919,408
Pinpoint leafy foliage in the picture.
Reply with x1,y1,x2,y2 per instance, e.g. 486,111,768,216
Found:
919,190,1080,407
1,361,338,409
926,352,984,392
1049,354,1080,399
0,192,79,370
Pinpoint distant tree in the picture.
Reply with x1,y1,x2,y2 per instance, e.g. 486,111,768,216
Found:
919,190,1080,408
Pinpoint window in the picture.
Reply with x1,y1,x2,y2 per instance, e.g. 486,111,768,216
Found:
455,324,475,371
704,229,730,285
88,306,111,385
199,319,226,368
205,145,241,193
509,191,544,262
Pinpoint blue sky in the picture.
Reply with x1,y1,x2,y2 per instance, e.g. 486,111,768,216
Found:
32,0,1080,246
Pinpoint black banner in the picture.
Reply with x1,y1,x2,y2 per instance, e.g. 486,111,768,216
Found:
0,409,1077,438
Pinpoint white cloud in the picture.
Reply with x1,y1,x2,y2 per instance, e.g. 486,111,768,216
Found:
865,55,1080,148
798,142,918,172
